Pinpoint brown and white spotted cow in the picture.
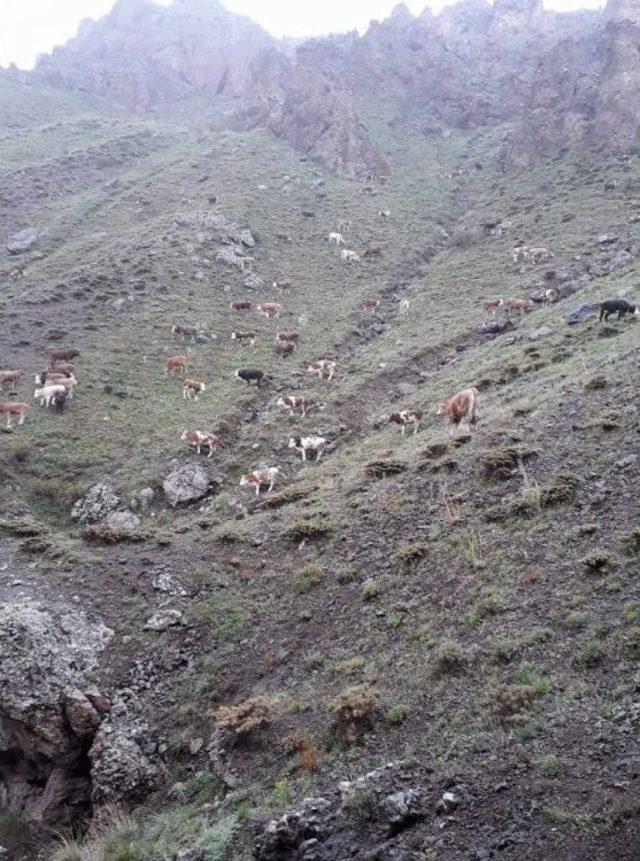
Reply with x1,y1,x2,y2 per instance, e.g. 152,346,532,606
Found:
388,409,423,436
240,466,279,497
181,430,220,457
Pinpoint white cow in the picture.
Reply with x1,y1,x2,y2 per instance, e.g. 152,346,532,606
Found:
341,249,360,264
328,232,345,245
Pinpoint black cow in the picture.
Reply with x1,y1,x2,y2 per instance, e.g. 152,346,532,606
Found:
599,299,639,322
235,369,264,386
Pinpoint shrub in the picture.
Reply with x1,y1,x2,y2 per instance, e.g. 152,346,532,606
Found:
581,551,615,575
622,529,640,556
538,754,566,778
281,729,321,771
362,578,384,600
283,519,333,543
214,697,272,735
451,225,480,248
82,524,148,544
573,639,607,668
385,704,409,725
327,686,379,743
433,641,468,677
292,563,325,594
487,684,537,725
396,542,427,564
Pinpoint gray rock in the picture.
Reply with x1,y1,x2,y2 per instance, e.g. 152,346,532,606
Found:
152,571,187,596
255,797,333,860
144,609,183,631
243,272,264,290
232,228,255,248
173,850,205,861
105,510,141,530
215,245,246,270
566,302,600,325
162,462,214,507
383,788,422,834
90,715,164,805
7,228,38,254
71,483,121,524
137,487,155,509
528,325,553,341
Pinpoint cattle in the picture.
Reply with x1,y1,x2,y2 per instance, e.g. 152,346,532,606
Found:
483,298,504,314
50,360,75,374
172,324,199,342
51,347,80,363
378,210,391,219
399,297,410,316
505,298,533,316
288,435,327,462
275,342,295,358
490,220,512,238
183,379,206,401
273,280,293,293
35,370,72,385
235,368,264,386
308,360,336,381
437,387,480,437
528,246,553,264
277,395,313,417
257,303,282,319
230,299,252,312
388,409,423,435
51,389,69,414
362,298,380,312
165,355,187,375
274,232,293,243
544,287,559,306
300,209,315,218
328,232,345,245
240,466,279,496
599,299,639,321
0,402,28,428
512,245,529,264
363,246,382,259
231,331,257,346
341,249,360,264
336,219,352,233
0,370,23,392
34,384,66,408
276,331,300,347
181,429,220,457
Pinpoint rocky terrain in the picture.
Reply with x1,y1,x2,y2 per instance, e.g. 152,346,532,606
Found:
2,0,640,859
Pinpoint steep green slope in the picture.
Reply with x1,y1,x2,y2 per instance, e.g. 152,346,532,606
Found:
2,82,640,861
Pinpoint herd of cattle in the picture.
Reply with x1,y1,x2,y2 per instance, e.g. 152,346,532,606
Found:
1,210,637,501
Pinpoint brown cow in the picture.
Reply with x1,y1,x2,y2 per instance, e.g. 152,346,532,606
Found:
363,246,382,259
257,303,282,319
165,355,187,375
181,430,220,457
50,360,75,374
273,280,293,292
483,299,503,314
437,388,480,437
388,409,423,436
0,402,28,428
505,298,533,316
274,233,293,243
276,331,300,346
230,300,252,312
51,347,80,362
277,395,313,417
0,370,24,392
362,298,380,312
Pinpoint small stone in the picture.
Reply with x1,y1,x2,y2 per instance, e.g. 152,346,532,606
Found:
144,609,183,631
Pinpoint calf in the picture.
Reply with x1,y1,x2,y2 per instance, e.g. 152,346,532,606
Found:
336,219,352,233
362,298,380,312
235,368,264,386
183,379,206,401
165,355,187,375
181,429,220,457
50,360,74,374
300,209,315,218
437,387,480,437
240,466,279,496
35,370,72,385
505,298,533,316
34,384,66,408
483,298,503,315
289,435,327,462
378,209,391,219
51,389,69,414
328,232,345,245
277,395,313,417
599,299,639,321
51,347,80,363
231,331,257,347
257,303,282,319
341,249,361,264
276,331,300,347
230,299,252,312
528,246,553,264
388,409,423,436
172,324,199,342
0,370,24,392
544,287,559,306
308,360,336,381
0,402,28,428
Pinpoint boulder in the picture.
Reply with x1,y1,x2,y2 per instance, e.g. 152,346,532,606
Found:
89,715,164,805
254,797,333,860
105,509,141,530
382,788,423,835
6,228,38,254
144,609,183,631
162,462,214,507
232,228,256,248
71,483,121,524
566,302,600,325
528,325,553,341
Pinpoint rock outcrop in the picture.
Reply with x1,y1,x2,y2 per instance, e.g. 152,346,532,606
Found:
162,461,215,507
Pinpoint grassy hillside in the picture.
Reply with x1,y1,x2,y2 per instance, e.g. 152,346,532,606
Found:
2,81,640,860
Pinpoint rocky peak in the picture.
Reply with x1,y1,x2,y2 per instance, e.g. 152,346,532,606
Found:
490,0,544,34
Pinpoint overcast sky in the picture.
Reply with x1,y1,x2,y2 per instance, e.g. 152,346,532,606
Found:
1,0,605,70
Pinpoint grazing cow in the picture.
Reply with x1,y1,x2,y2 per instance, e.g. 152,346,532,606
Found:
528,246,553,264
437,388,480,437
276,331,300,347
257,303,282,319
512,245,529,264
363,246,382,259
399,297,410,316
0,402,28,428
240,466,279,496
273,280,293,293
235,368,264,386
230,299,252,312
362,298,380,312
490,220,512,238
328,232,345,245
544,288,559,306
0,370,24,392
300,209,315,218
308,360,336,381
35,370,72,386
483,298,504,315
181,429,220,457
277,395,313,417
288,435,327,462
172,324,199,342
275,342,295,358
505,298,533,316
599,299,639,321
165,355,187,375
378,210,391,219
336,219,352,233
341,249,361,264
388,409,423,435
274,232,293,243
231,331,257,346
34,384,66,408
183,379,206,401
51,347,80,363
